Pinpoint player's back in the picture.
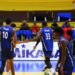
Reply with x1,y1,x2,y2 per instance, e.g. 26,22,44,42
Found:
41,27,53,51
59,36,74,67
1,25,13,49
72,28,75,40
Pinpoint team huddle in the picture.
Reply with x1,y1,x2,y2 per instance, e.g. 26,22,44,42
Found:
0,18,74,75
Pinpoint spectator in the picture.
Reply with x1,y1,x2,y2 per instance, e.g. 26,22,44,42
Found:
51,20,58,29
62,20,72,41
19,20,32,41
62,20,71,28
20,20,30,30
31,21,40,37
11,22,16,28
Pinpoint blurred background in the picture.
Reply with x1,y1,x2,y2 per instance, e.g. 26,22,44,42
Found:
0,0,75,75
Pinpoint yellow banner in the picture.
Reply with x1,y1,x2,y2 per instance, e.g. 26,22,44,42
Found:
0,0,73,2
0,0,74,11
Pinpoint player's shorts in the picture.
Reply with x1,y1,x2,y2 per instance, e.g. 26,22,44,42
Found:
58,63,73,75
1,47,14,60
64,66,73,75
43,51,52,57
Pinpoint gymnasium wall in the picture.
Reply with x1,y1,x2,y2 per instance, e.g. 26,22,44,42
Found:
3,22,75,30
0,0,74,11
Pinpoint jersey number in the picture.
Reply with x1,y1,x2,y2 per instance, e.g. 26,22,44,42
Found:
3,31,8,39
45,33,51,40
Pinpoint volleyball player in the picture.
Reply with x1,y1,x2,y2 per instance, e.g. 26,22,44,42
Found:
53,27,74,75
0,18,16,75
24,21,55,74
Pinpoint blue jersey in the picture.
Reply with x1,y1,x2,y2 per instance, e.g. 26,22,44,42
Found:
16,30,21,36
21,30,32,39
72,28,75,40
17,30,32,39
59,36,74,67
1,25,13,49
41,27,53,51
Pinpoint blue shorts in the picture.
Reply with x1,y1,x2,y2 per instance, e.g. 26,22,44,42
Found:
43,51,52,57
1,47,14,60
58,64,73,75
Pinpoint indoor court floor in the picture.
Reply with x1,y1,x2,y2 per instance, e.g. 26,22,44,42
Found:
2,60,75,75
3,72,75,75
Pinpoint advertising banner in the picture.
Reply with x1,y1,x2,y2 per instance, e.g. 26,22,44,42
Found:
14,42,59,61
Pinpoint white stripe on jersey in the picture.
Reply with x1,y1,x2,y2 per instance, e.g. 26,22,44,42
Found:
67,47,74,66
41,36,48,51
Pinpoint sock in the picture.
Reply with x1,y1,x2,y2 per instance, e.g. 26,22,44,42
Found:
9,70,12,75
49,68,55,73
7,70,11,75
7,72,9,75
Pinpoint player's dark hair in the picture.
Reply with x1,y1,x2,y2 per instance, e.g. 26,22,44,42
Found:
53,27,63,36
5,18,12,24
11,23,16,28
42,21,47,27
